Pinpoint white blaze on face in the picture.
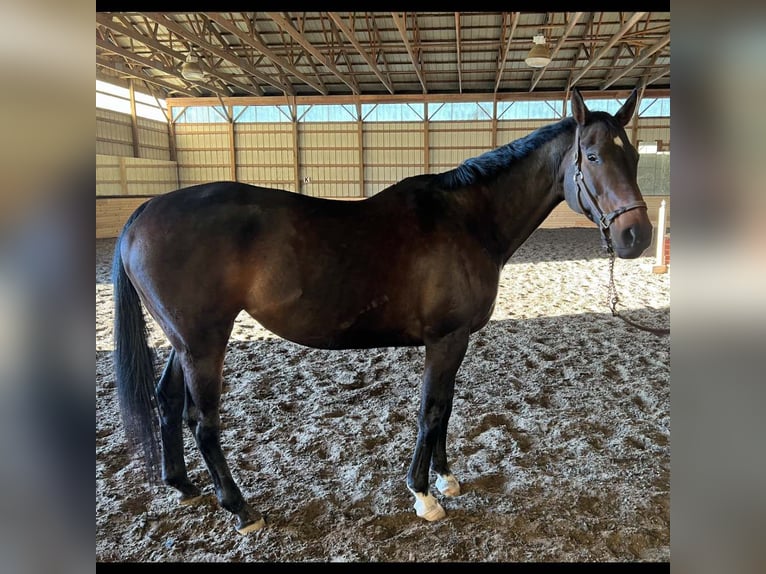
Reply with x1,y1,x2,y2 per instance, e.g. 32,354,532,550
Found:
614,136,624,148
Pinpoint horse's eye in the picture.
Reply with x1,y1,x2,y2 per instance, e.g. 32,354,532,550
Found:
587,153,598,163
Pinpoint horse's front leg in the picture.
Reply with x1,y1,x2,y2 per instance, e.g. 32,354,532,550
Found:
407,328,469,521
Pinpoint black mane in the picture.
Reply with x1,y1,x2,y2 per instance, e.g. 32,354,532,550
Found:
437,117,576,189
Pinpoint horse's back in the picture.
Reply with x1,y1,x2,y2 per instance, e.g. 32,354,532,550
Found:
120,180,501,350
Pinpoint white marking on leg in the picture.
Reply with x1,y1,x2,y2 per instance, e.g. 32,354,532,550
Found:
178,493,205,506
435,473,461,497
237,517,266,535
408,489,446,521
614,136,624,147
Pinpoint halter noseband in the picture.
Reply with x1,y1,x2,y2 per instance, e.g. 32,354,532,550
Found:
572,127,647,242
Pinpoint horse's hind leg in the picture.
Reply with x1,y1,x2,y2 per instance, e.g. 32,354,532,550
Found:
156,349,203,504
407,328,469,521
431,394,461,498
178,335,265,534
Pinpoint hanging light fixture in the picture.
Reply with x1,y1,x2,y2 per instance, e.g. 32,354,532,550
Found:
525,34,552,68
181,51,206,81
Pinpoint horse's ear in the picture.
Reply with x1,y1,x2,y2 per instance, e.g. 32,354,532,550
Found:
615,89,638,127
571,88,589,126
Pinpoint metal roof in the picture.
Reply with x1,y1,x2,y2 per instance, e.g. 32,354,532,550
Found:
95,12,670,101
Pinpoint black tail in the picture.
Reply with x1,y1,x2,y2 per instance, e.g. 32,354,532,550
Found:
111,203,161,484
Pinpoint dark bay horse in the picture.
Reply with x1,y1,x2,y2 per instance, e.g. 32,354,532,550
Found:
112,89,652,534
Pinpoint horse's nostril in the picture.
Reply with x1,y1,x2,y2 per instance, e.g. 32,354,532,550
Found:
621,226,638,247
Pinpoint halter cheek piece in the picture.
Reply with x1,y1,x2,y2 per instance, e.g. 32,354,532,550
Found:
572,127,647,243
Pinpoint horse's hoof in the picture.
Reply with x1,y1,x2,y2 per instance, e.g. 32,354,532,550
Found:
413,493,446,521
435,474,461,497
178,493,205,506
236,517,266,535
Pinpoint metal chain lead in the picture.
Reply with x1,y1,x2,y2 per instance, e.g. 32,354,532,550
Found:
603,241,670,336
607,245,620,316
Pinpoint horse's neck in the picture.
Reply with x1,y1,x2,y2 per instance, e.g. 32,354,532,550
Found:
485,131,573,264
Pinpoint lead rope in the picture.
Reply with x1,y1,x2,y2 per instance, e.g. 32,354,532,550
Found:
605,242,670,336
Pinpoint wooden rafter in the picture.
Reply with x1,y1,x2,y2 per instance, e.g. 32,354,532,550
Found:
96,60,197,97
565,44,587,103
328,13,394,94
329,18,359,93
318,13,336,64
646,65,670,86
164,87,669,112
140,12,281,95
391,12,427,94
96,14,262,97
95,12,670,102
592,11,604,58
632,51,663,135
569,11,647,88
96,37,229,97
581,12,595,60
410,13,424,84
601,33,670,89
265,12,359,94
605,43,630,81
206,13,327,95
494,12,519,93
367,13,394,90
529,11,583,92
272,13,326,92
207,15,232,51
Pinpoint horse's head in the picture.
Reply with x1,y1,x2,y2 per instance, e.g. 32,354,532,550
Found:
563,88,653,259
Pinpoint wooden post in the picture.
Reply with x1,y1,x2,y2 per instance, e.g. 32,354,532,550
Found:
167,119,177,163
632,80,647,148
228,105,237,182
128,79,140,158
357,101,364,198
652,199,668,273
119,157,128,195
492,99,498,148
423,102,430,173
292,118,301,194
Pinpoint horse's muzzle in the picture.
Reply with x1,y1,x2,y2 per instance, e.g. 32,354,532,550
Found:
612,221,652,259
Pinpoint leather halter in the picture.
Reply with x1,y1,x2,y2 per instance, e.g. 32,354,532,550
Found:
572,127,647,242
